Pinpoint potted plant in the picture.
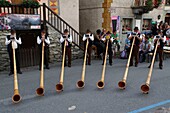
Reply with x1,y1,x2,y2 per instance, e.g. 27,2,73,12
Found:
143,0,162,13
0,0,11,7
22,0,40,8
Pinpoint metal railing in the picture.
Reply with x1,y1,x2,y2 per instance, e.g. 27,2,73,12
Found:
0,3,83,50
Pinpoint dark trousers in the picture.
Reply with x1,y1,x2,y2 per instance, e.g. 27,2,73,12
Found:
103,47,113,64
125,47,130,58
130,45,139,66
93,41,104,56
150,47,163,66
62,47,71,66
139,50,151,63
8,49,21,73
39,47,49,69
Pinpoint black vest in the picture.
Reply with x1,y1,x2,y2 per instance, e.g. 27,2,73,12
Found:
7,35,20,52
130,32,141,46
84,34,93,46
154,35,164,49
62,35,72,48
38,35,49,49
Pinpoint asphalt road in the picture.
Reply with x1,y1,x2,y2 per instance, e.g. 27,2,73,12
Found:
0,58,170,113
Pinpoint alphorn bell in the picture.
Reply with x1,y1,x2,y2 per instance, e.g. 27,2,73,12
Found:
118,35,136,89
36,41,45,96
12,40,21,103
141,39,160,94
76,39,89,88
97,39,109,89
56,40,67,92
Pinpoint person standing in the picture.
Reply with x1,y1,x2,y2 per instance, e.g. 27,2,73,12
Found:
128,27,142,67
5,29,22,76
37,30,50,70
60,29,72,67
148,30,166,69
102,31,113,66
83,29,94,65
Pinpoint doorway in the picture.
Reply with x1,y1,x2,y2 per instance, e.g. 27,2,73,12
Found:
17,30,41,67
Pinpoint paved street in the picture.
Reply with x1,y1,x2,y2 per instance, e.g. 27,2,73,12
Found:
0,58,170,113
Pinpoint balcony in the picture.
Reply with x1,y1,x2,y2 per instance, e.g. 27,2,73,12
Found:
131,0,160,15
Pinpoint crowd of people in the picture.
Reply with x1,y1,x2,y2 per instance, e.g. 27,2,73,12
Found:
5,21,170,76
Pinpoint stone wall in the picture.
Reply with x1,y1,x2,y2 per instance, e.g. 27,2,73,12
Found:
0,25,83,72
0,31,10,71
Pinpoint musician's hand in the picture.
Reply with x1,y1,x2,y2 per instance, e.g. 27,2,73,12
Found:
42,34,45,40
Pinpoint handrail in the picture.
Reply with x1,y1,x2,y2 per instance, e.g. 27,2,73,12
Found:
0,3,83,50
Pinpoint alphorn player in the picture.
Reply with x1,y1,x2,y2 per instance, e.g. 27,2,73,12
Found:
60,29,73,67
148,30,166,69
37,30,50,70
82,29,94,65
102,31,113,66
128,27,142,67
5,29,22,76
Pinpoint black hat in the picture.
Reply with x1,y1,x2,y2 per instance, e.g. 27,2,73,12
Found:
134,27,139,31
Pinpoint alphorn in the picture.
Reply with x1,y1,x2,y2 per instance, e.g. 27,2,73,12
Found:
76,39,89,88
141,38,160,94
56,40,67,92
97,39,109,89
118,34,136,89
12,41,21,103
36,41,45,96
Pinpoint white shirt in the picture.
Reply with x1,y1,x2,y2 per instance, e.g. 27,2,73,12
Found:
60,34,73,43
82,34,94,41
128,33,142,39
5,35,22,49
37,36,50,45
153,35,166,45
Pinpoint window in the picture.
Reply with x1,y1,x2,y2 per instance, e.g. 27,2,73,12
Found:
122,18,133,33
143,19,152,30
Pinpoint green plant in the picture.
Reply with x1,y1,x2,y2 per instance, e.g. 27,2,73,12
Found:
22,0,40,8
144,0,162,12
0,0,11,7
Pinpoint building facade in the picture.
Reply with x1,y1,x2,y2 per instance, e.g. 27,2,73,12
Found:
79,0,170,45
0,0,81,71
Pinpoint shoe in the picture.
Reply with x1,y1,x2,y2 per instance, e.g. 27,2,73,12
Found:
102,63,104,65
148,65,151,68
46,66,50,69
129,64,133,67
17,71,22,74
68,64,71,67
109,63,112,66
159,66,163,70
135,64,138,67
9,72,13,76
88,63,91,65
